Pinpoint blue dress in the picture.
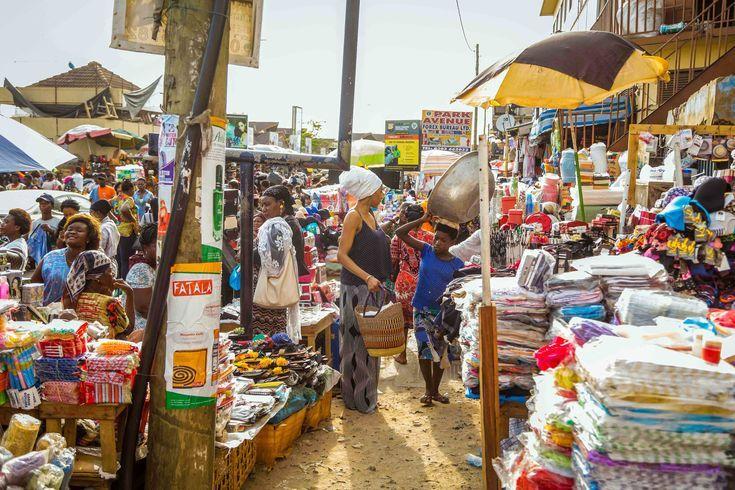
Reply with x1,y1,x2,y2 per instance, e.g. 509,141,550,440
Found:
41,249,70,305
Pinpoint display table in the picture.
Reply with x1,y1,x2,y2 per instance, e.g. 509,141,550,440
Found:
0,402,128,484
300,310,335,365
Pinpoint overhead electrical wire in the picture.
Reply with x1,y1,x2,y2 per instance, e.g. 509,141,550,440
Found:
454,0,475,53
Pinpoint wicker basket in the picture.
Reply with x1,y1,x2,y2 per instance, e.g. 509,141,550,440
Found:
214,439,256,490
255,407,307,467
355,294,405,357
303,390,332,431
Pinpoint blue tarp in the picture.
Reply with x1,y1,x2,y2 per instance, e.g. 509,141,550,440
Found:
530,96,631,140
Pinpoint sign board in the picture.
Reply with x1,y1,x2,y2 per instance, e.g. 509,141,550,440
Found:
165,263,221,409
384,120,421,172
268,132,279,146
421,110,472,153
291,106,303,152
199,117,226,263
246,126,254,147
226,114,248,148
495,113,516,132
110,0,263,68
158,115,178,250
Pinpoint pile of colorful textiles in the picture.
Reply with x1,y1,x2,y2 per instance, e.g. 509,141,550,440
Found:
545,271,605,322
572,253,670,310
216,334,235,440
83,340,139,404
457,276,548,391
572,336,734,488
36,356,85,404
1,341,41,409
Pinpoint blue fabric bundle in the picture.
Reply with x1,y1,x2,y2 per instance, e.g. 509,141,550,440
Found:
35,356,85,382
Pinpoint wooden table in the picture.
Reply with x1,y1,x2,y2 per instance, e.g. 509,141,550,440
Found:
300,310,335,365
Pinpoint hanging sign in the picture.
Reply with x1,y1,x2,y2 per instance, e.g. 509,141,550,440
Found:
110,0,263,68
384,120,421,172
199,117,226,263
226,114,248,148
165,263,221,409
158,115,178,247
421,110,472,153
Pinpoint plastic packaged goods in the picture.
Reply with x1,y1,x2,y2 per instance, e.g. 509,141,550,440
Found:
589,142,608,174
616,289,708,325
34,434,66,460
50,447,75,490
2,450,48,486
560,149,577,184
0,447,12,467
1,414,41,457
26,463,64,490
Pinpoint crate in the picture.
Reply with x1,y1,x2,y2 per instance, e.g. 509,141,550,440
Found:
214,439,256,490
303,390,332,431
255,407,307,468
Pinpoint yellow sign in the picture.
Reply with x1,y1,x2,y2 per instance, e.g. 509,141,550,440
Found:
110,0,263,68
384,120,421,172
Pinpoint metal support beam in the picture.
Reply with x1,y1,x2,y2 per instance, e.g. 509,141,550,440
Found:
239,161,254,335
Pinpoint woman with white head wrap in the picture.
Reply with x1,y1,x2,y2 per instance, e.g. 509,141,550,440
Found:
337,166,392,414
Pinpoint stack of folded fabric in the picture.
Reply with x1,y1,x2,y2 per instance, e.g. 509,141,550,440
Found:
578,154,595,188
1,331,42,409
592,174,610,189
572,336,735,489
545,271,605,322
36,321,88,404
36,357,85,404
572,253,670,311
84,340,139,404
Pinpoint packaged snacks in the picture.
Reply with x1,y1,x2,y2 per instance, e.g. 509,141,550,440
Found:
2,414,41,457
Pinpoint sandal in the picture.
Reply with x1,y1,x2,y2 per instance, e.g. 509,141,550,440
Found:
394,353,408,365
432,393,450,404
420,394,433,406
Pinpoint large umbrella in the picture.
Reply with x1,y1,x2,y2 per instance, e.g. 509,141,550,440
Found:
421,149,461,176
94,129,146,150
450,31,669,490
0,115,76,172
453,30,668,221
328,139,385,168
56,124,110,145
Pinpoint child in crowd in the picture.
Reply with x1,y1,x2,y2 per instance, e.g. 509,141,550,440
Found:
396,211,463,406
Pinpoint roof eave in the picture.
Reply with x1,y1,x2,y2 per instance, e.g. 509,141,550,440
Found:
539,0,559,16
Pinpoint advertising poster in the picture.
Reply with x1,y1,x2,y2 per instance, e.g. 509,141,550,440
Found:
199,117,226,263
165,263,221,409
158,115,178,243
421,110,473,153
384,120,421,172
226,114,248,148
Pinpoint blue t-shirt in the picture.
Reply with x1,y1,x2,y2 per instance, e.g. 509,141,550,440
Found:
412,244,464,311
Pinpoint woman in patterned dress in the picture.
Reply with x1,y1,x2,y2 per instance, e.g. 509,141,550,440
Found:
390,204,433,364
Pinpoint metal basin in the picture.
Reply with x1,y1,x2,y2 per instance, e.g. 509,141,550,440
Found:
427,151,494,224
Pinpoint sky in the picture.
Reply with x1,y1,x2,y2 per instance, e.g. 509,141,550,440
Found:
0,0,552,137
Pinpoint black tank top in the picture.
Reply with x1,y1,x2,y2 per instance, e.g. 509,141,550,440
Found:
340,215,392,287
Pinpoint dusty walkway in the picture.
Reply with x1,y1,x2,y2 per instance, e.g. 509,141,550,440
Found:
248,339,483,489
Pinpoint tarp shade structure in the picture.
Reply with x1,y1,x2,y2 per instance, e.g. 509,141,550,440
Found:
123,76,161,118
95,129,146,149
0,115,77,172
4,79,114,118
452,31,669,109
57,125,112,145
530,95,631,140
420,149,461,176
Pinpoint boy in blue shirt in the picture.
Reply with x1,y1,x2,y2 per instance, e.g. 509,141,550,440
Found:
396,211,463,406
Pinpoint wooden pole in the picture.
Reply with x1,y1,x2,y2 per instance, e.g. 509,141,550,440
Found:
569,109,586,222
473,44,479,150
146,1,229,488
618,129,640,235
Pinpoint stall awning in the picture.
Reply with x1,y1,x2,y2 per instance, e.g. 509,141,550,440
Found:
530,95,631,140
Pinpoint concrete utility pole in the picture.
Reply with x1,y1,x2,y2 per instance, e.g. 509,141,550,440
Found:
145,1,229,487
473,43,479,150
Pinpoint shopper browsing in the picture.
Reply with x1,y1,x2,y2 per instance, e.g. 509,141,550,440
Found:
0,208,31,270
396,211,463,406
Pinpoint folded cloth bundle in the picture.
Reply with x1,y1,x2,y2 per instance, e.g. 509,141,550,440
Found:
41,381,82,404
35,356,85,383
82,382,132,404
86,354,139,374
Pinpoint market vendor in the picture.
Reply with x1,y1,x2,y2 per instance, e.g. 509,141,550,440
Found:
0,208,31,270
30,213,101,305
63,249,134,338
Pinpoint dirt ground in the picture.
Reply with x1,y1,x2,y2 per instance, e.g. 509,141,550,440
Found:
248,338,483,489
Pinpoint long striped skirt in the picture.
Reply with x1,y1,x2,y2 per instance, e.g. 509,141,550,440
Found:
339,282,384,414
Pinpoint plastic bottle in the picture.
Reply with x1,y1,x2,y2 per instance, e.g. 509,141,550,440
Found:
525,192,534,216
691,333,703,358
0,277,9,300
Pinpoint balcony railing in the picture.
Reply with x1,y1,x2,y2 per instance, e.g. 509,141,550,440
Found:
592,0,711,38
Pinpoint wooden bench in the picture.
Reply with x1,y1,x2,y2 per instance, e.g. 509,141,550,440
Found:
300,311,335,365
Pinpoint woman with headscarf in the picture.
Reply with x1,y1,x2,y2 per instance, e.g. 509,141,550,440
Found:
337,166,392,413
252,187,307,336
63,249,135,338
125,223,158,336
30,214,100,305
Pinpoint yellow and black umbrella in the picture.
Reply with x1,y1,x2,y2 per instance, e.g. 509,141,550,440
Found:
452,31,669,221
452,31,669,109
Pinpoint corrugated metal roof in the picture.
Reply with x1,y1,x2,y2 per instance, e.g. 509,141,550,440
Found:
29,61,139,91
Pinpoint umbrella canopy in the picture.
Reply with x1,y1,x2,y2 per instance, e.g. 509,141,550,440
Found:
421,149,461,176
452,31,669,109
328,139,385,168
57,124,110,145
94,129,146,150
0,116,76,172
